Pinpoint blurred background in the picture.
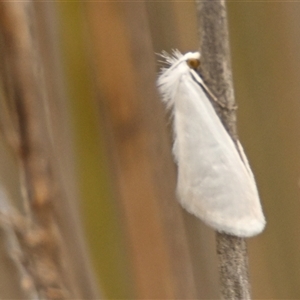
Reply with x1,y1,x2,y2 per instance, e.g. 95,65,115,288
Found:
1,1,300,299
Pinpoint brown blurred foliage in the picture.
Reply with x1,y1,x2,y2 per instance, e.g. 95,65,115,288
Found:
0,1,300,299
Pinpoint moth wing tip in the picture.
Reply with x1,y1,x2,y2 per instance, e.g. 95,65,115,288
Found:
178,197,266,238
228,221,265,238
212,216,266,238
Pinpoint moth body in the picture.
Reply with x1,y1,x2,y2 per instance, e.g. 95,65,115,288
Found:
157,51,265,237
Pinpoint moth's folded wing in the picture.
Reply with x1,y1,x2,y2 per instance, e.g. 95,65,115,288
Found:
173,74,265,237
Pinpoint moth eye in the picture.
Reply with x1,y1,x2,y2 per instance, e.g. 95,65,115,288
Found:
186,58,200,69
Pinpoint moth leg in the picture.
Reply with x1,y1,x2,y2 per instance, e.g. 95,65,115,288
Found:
200,81,237,111
190,69,237,111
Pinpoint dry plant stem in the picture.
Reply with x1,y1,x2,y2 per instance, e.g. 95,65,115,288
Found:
196,0,251,299
32,3,101,299
0,190,39,299
0,3,71,299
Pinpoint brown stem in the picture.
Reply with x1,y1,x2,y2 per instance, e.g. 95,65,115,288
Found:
196,0,251,299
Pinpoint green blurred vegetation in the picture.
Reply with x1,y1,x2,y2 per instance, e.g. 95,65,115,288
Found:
56,3,132,299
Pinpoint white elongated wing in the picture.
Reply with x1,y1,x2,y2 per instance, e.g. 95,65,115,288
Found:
157,51,265,237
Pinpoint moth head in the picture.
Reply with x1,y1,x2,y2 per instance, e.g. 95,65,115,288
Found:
186,58,200,70
185,52,201,70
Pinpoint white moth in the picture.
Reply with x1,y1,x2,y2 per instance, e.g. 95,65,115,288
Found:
157,50,265,237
